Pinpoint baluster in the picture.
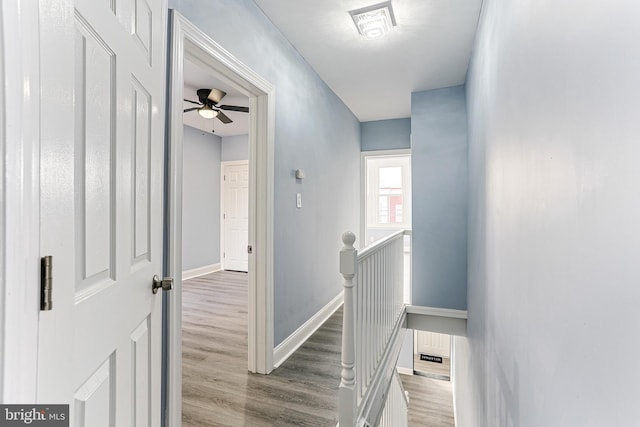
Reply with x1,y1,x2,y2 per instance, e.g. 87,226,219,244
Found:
339,231,357,426
367,255,373,386
360,258,365,392
397,237,403,314
392,242,396,330
379,250,384,359
371,251,384,362
383,247,387,349
358,261,364,400
380,247,384,347
392,241,397,328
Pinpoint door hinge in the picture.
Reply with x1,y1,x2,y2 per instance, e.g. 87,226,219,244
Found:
223,252,226,258
223,213,226,219
41,256,53,311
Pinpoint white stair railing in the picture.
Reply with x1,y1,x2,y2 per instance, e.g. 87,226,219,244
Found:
378,371,409,427
339,230,409,427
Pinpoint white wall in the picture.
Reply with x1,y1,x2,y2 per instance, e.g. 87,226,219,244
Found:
182,125,222,271
457,0,640,425
221,134,248,161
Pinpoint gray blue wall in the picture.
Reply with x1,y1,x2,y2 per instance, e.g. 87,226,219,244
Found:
182,125,221,271
456,0,640,425
170,0,361,346
411,86,468,310
361,118,411,151
221,134,248,161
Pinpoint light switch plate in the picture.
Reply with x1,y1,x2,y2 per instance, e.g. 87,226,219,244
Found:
296,193,302,208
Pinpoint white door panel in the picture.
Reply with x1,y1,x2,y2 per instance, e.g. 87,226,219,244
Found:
223,163,249,272
415,331,451,358
38,0,166,425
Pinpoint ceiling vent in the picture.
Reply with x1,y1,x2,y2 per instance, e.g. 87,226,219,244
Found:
349,1,397,40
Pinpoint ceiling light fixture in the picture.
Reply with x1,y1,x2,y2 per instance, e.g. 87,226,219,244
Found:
349,1,397,40
198,104,219,119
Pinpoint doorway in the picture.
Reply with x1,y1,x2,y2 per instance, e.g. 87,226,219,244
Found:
181,57,250,278
221,161,249,272
165,10,275,426
414,331,452,381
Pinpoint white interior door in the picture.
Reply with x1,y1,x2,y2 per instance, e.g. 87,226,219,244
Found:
37,0,167,425
415,331,451,358
223,162,249,272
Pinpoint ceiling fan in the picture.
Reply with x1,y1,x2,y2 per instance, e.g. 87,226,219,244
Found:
183,88,249,124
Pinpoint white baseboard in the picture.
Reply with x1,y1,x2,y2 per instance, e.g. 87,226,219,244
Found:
273,290,344,368
182,263,222,281
396,366,413,376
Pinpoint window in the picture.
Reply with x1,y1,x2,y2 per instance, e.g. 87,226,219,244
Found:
365,154,411,239
377,166,403,224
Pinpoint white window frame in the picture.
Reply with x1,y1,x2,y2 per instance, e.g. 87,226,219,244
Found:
360,149,411,246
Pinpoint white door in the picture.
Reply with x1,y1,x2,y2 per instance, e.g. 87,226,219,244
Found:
222,162,249,272
38,0,167,425
415,331,451,358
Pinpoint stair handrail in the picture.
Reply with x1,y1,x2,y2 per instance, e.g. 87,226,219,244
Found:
338,230,409,427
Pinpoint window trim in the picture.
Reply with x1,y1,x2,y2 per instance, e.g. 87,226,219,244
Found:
360,149,411,247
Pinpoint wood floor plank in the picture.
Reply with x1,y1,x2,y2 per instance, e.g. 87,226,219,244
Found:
400,373,455,427
182,271,340,426
181,270,454,426
414,354,452,378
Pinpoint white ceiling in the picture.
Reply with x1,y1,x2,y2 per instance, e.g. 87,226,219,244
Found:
253,0,482,122
183,58,249,137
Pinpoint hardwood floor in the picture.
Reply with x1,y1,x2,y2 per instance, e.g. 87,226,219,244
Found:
182,271,340,426
182,270,454,426
401,374,455,427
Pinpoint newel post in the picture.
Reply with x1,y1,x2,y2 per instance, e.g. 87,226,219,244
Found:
339,231,357,426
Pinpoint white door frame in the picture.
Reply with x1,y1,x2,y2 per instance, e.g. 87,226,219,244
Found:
166,10,275,427
0,0,41,402
220,160,249,271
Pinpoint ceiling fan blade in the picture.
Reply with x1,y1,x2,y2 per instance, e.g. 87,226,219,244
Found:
216,111,233,124
207,88,227,104
183,99,202,105
183,107,200,113
219,105,249,113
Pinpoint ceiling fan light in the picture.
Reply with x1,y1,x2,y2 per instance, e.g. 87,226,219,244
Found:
198,105,218,119
350,1,396,40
